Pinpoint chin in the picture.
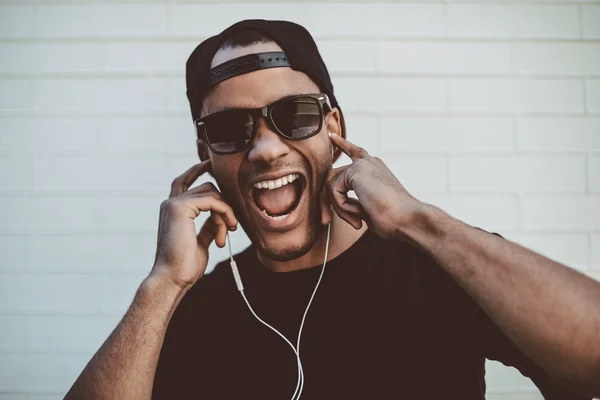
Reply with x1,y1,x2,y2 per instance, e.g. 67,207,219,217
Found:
253,222,322,262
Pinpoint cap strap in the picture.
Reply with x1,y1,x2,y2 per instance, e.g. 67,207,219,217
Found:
209,51,291,86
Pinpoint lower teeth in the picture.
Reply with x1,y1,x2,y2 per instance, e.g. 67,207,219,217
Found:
262,209,290,220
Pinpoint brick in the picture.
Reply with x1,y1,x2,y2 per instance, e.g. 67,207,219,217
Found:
449,79,584,114
589,79,600,113
0,118,33,154
318,41,378,74
168,4,310,37
99,272,149,314
422,194,517,231
0,6,34,38
520,195,600,231
166,77,191,114
163,156,209,188
35,118,100,154
0,315,29,351
341,114,379,155
0,157,34,191
0,236,28,268
0,43,103,75
450,155,586,192
589,155,600,192
104,42,195,74
0,198,101,234
592,234,600,270
0,118,100,155
100,117,196,155
100,197,163,232
335,77,446,113
380,116,513,153
515,44,600,75
485,394,544,400
0,273,102,313
33,156,169,192
517,117,600,152
0,314,118,352
0,79,33,112
28,234,156,270
510,233,589,270
486,360,538,391
385,156,447,193
35,4,168,38
0,353,89,391
307,4,444,37
447,5,579,38
583,5,600,38
34,78,167,114
380,42,511,74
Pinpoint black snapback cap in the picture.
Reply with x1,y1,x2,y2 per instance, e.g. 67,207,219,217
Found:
185,19,346,151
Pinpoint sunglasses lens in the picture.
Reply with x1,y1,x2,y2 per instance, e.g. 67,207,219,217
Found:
204,110,253,154
271,97,322,139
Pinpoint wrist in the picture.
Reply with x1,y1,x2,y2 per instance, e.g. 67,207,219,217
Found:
140,271,189,314
395,202,452,255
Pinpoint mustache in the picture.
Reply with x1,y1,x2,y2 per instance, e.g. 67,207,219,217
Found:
241,160,308,184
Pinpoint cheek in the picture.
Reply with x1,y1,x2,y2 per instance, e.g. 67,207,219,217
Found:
210,155,240,193
307,136,334,173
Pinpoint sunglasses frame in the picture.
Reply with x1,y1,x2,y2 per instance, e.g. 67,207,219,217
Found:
194,93,332,155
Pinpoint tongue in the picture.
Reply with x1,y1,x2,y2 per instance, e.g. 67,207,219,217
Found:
255,184,298,216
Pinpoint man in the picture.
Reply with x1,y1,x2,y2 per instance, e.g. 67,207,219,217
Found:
65,20,600,399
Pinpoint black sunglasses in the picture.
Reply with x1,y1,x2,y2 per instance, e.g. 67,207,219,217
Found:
194,93,332,155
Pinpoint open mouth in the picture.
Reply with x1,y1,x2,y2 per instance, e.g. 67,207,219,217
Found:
249,173,306,223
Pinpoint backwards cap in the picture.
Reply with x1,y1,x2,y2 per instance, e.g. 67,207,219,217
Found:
185,19,345,143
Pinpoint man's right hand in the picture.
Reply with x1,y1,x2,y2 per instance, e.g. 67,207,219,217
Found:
149,159,238,291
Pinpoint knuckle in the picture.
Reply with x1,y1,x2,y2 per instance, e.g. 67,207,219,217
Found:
170,178,182,190
200,181,218,191
159,199,171,211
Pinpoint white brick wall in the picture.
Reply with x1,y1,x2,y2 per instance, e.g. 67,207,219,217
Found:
0,2,598,399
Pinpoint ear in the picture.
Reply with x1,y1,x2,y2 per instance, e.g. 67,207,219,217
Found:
325,107,345,163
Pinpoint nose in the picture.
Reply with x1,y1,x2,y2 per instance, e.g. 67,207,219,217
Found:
247,119,290,164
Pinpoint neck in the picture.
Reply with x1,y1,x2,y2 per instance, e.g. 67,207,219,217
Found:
256,214,368,273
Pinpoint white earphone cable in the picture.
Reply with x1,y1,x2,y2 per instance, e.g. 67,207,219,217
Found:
227,222,332,400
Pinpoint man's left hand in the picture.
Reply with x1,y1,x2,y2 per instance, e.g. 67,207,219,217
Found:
321,134,425,240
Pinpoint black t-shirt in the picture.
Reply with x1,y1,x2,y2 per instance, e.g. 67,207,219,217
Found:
152,229,589,399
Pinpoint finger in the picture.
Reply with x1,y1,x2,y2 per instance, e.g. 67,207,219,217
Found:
326,169,363,230
197,216,217,250
331,197,363,230
211,212,228,248
186,191,239,229
184,184,238,231
329,134,369,162
341,197,365,216
320,166,346,225
169,159,212,198
186,181,220,196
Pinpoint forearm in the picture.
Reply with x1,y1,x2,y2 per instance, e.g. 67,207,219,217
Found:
402,203,600,394
64,273,187,400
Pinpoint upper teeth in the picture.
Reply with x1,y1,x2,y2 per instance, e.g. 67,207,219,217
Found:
253,173,300,190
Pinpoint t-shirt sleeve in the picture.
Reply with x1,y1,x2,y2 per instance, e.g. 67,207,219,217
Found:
466,230,591,399
152,278,221,399
472,303,591,399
